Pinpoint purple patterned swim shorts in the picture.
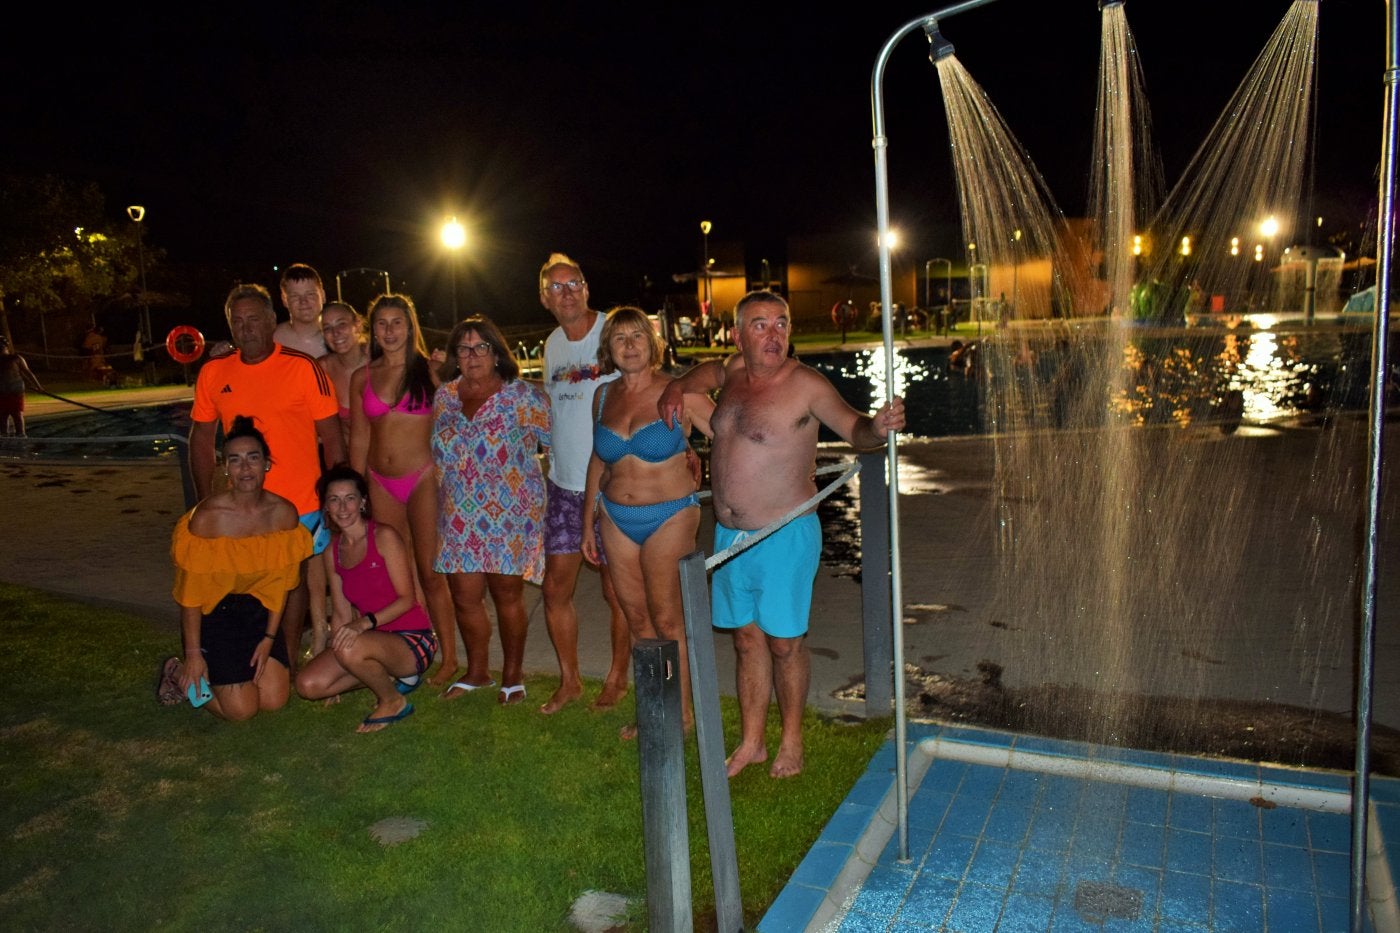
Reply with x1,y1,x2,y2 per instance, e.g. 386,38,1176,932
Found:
544,479,605,563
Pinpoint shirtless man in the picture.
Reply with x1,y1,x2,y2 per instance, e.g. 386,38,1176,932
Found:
273,264,330,358
660,290,904,778
537,253,630,714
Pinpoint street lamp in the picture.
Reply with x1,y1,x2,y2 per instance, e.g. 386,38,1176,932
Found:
441,216,466,322
127,205,150,345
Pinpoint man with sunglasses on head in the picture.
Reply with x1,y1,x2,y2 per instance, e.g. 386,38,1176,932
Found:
536,253,630,715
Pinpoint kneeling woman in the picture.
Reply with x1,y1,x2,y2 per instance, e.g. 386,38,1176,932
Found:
295,466,437,733
161,416,312,720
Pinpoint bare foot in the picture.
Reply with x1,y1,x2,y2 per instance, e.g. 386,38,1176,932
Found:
427,665,462,688
725,743,768,778
769,744,804,779
539,682,582,715
619,722,637,741
590,681,627,711
321,695,342,709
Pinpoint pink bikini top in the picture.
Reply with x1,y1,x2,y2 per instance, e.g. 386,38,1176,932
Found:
362,379,431,419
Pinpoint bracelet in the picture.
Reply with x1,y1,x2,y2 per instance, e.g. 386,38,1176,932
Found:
366,612,378,630
262,633,276,641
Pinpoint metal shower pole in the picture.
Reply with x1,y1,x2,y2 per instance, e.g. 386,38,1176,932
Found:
870,0,998,864
1351,2,1398,929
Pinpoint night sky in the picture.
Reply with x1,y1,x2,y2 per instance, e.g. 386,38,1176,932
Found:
2,0,1384,326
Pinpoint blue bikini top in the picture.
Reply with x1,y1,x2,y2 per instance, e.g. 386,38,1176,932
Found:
592,384,688,465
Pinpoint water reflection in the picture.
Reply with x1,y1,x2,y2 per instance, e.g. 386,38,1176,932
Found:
808,325,1379,439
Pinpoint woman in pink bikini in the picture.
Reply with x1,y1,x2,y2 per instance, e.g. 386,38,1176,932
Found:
348,294,457,686
296,466,437,732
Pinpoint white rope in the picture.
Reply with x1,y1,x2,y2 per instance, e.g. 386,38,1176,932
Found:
703,459,860,572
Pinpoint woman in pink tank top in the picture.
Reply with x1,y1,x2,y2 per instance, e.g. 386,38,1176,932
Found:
295,466,438,733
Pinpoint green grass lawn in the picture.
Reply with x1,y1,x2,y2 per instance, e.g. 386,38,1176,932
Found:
0,583,890,931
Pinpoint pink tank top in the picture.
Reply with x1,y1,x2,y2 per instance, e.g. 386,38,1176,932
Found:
332,521,431,632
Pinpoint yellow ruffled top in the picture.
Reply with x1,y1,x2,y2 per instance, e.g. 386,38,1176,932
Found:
171,513,313,614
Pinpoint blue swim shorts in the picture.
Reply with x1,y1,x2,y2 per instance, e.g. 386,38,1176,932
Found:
299,509,331,557
711,512,820,639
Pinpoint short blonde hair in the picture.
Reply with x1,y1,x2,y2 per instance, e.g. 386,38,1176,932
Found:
539,252,583,291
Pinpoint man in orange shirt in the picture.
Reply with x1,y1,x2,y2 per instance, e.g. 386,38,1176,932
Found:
189,283,345,672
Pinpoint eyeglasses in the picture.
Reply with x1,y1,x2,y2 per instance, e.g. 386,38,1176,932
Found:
455,342,493,357
542,279,586,295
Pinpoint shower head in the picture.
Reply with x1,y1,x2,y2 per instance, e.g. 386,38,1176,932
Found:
924,21,955,63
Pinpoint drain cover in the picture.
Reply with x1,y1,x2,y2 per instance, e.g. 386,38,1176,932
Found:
1073,880,1143,922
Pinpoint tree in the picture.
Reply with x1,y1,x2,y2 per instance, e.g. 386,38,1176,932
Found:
0,174,140,352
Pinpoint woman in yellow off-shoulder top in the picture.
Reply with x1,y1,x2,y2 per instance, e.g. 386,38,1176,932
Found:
157,416,312,720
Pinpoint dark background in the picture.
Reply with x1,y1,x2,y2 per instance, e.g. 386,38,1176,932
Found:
1,0,1383,328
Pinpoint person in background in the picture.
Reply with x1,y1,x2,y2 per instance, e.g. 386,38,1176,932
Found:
0,335,43,437
295,466,436,732
581,306,712,736
188,284,345,673
433,316,550,705
273,263,330,358
536,253,630,714
348,294,457,686
308,300,369,657
158,416,312,720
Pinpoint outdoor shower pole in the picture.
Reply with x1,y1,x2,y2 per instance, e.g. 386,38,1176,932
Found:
871,0,998,863
1351,1,1398,929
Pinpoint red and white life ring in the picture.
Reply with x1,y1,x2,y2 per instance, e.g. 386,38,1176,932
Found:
831,300,858,327
165,326,206,364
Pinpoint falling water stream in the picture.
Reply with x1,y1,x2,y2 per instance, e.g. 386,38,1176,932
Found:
907,0,1380,762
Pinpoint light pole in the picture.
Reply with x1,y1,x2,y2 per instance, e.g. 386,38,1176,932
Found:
127,205,149,346
441,216,466,324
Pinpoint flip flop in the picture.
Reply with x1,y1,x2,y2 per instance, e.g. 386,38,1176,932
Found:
156,656,183,706
395,674,422,696
498,684,526,705
439,679,495,699
360,703,414,730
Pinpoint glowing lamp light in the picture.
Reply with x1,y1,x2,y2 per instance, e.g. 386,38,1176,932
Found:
1259,215,1280,238
1132,234,1143,257
1179,236,1191,257
879,229,900,250
1230,237,1240,257
1254,244,1264,262
441,217,466,250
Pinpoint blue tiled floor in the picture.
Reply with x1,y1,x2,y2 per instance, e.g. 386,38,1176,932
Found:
762,724,1399,932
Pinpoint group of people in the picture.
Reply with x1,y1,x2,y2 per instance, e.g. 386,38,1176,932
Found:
156,255,905,775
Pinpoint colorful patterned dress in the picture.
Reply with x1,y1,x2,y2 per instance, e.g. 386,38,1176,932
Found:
432,377,551,583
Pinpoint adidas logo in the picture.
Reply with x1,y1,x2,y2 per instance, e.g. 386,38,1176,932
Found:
219,385,233,393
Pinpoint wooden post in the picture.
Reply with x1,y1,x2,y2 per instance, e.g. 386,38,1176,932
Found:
634,638,692,932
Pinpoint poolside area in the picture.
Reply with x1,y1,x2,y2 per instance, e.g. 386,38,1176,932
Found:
764,723,1399,932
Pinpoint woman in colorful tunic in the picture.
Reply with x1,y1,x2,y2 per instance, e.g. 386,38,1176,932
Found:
159,416,312,720
581,306,712,733
295,466,438,733
349,293,457,686
433,315,551,705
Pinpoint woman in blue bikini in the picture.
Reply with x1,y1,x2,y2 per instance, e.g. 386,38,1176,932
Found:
582,306,713,731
